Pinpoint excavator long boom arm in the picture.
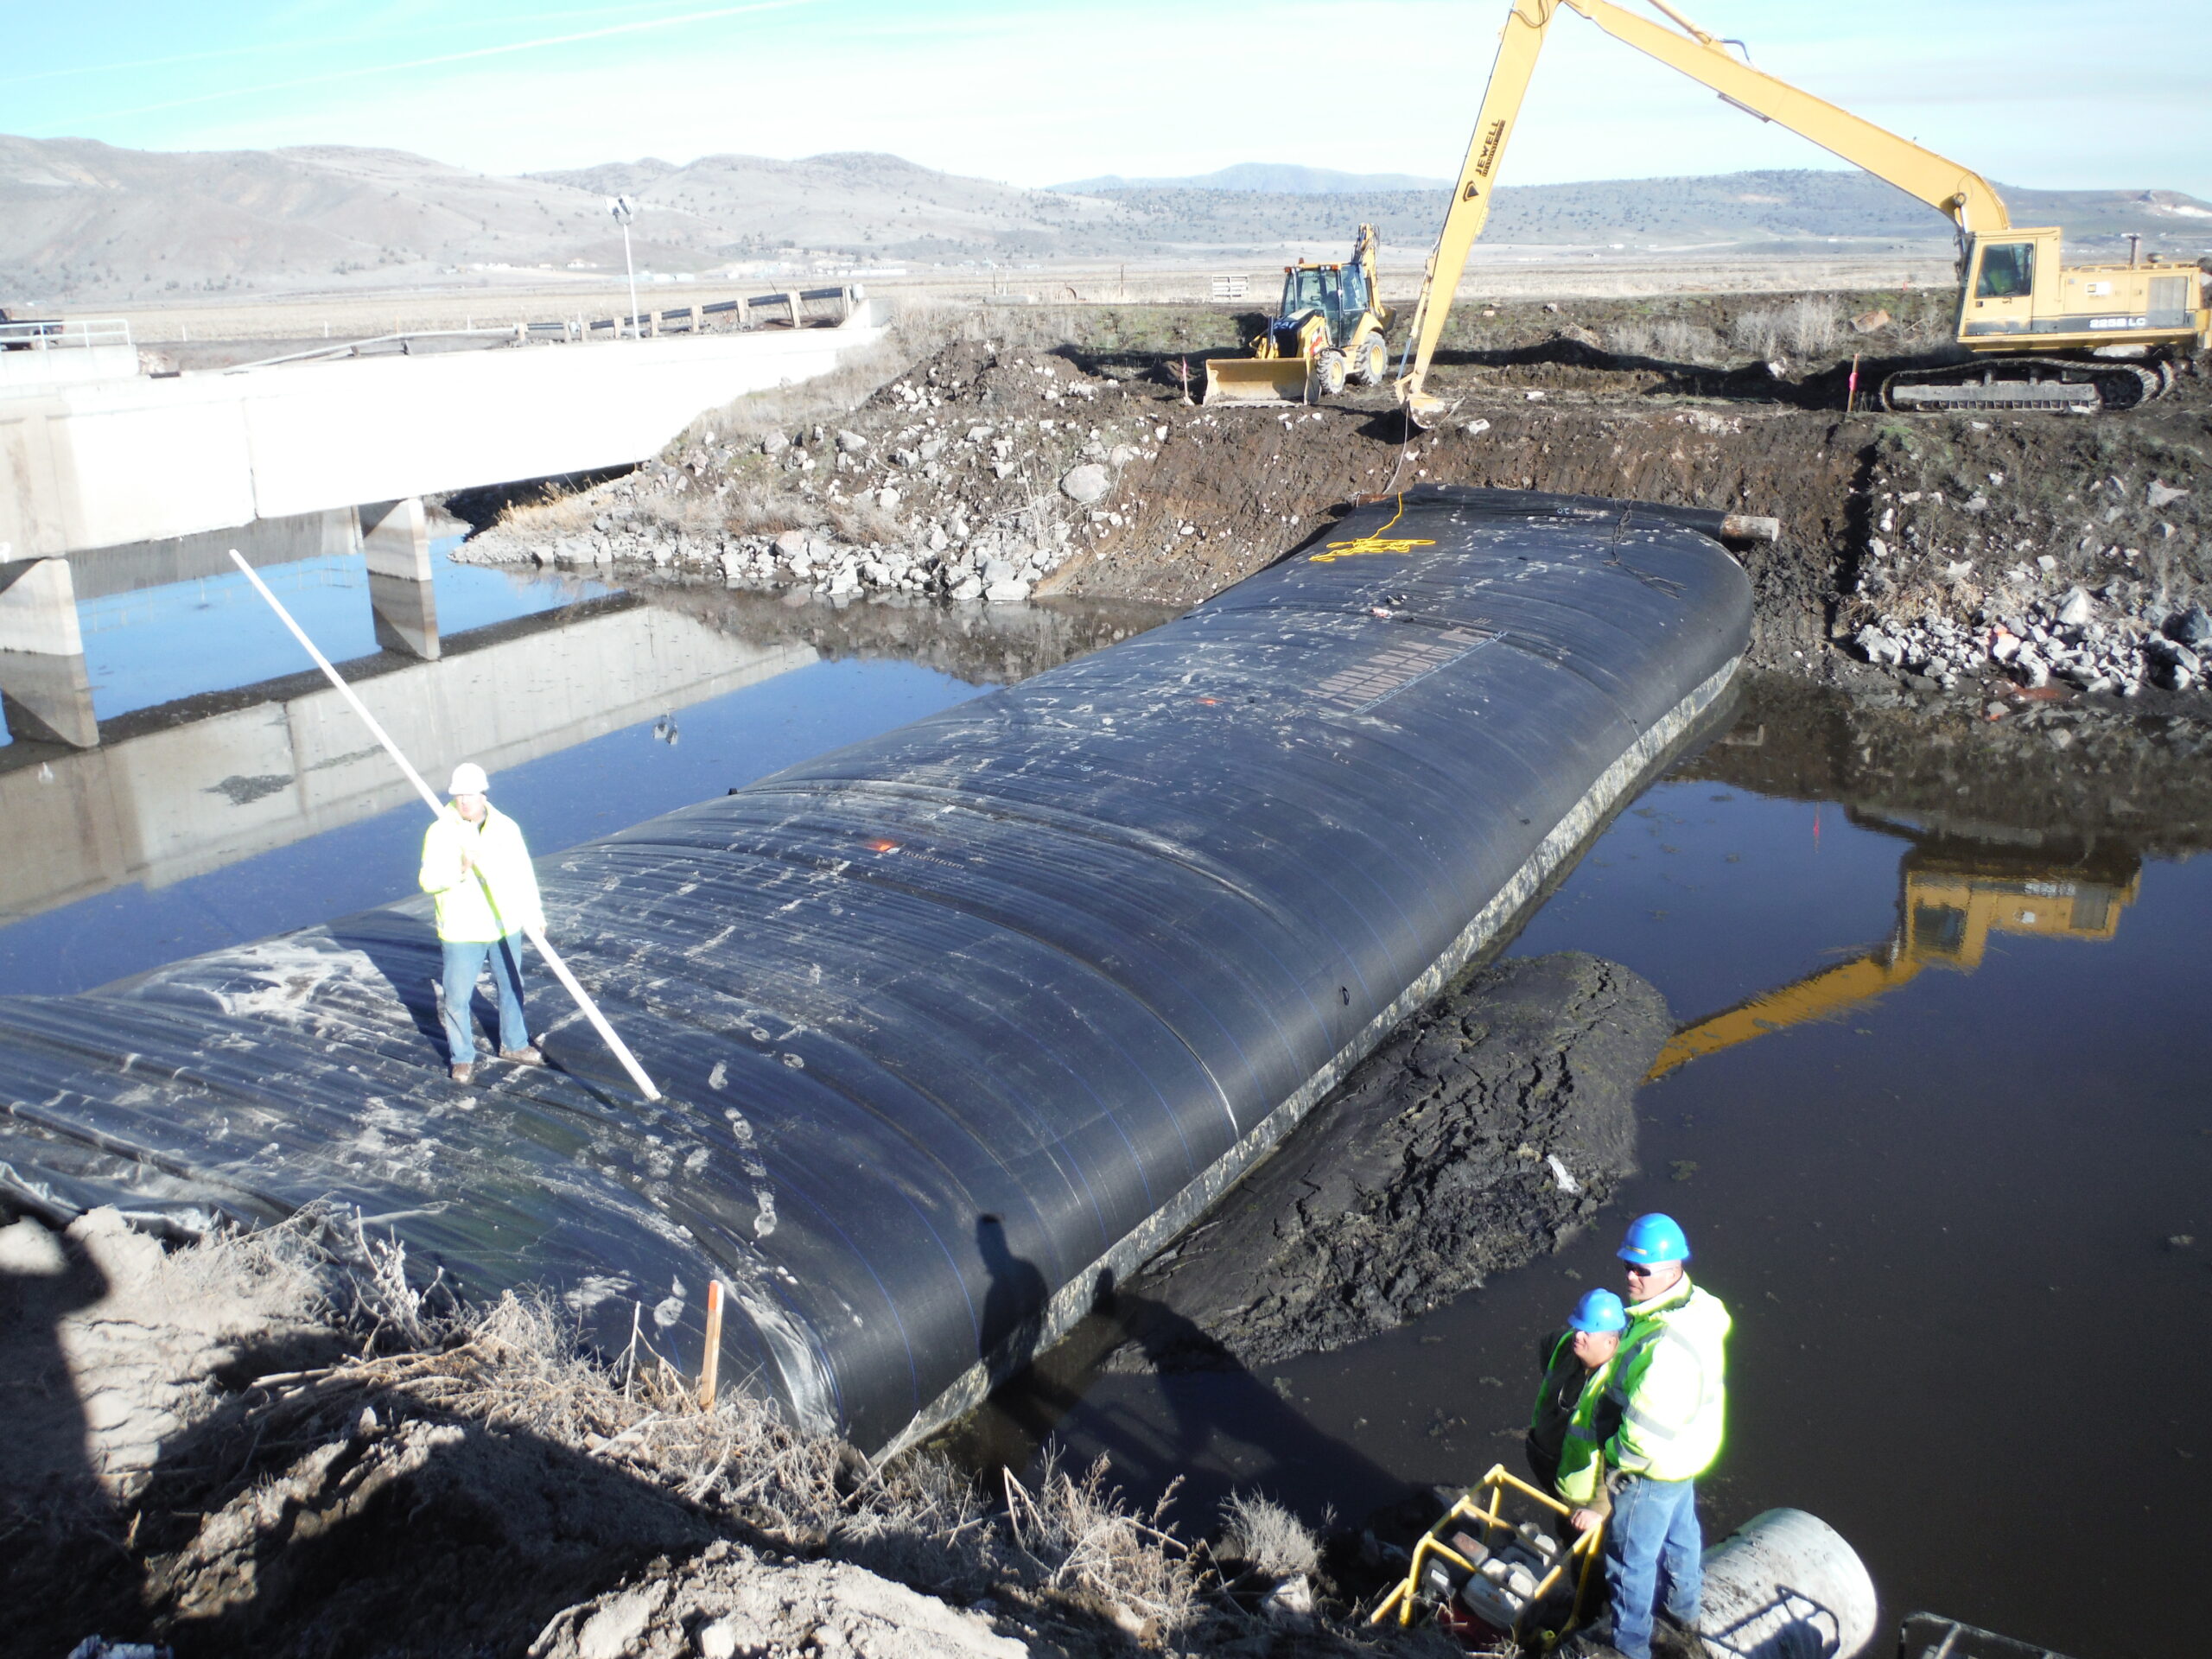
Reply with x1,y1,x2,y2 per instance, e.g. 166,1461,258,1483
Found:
1395,0,1561,420
1566,0,2010,233
1398,0,2013,422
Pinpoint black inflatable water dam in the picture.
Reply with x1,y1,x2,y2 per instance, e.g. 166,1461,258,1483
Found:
0,486,1751,1453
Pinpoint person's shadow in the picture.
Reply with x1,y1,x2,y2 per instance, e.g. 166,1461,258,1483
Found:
948,1236,1417,1538
0,1217,149,1651
975,1214,1050,1376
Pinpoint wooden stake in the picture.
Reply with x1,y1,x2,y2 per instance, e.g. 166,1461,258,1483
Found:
698,1280,725,1410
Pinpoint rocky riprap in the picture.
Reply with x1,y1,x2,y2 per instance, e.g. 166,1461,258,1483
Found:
454,343,1171,607
1840,427,2209,701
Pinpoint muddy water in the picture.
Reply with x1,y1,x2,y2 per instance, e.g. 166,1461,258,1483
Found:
979,695,2210,1659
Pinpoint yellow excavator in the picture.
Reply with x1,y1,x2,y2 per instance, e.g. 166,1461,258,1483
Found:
1205,224,1396,406
1646,836,2139,1080
1395,0,2212,427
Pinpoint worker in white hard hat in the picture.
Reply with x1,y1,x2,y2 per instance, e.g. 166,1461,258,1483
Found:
418,761,545,1083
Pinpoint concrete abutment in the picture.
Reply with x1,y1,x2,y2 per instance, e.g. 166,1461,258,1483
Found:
0,556,97,748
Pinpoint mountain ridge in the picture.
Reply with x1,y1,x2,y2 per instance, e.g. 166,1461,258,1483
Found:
3,135,2204,305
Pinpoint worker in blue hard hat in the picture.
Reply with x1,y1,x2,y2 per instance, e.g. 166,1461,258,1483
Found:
1527,1287,1627,1503
1588,1213,1732,1659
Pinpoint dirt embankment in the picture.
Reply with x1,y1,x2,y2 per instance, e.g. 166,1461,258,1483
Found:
1111,953,1668,1376
3,1199,1465,1659
459,296,2209,723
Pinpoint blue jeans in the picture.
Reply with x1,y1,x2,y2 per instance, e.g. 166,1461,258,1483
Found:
1605,1474,1702,1659
439,934,528,1065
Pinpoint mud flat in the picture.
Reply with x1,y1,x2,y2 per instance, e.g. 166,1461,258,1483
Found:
1105,952,1668,1376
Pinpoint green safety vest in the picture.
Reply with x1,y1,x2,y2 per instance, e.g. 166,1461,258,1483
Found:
419,804,544,944
1554,1344,1619,1506
1604,1276,1732,1482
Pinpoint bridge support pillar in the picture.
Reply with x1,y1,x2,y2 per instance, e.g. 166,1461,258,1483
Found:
360,497,440,661
0,556,99,748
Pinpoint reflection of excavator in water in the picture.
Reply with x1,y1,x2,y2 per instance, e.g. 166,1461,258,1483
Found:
1647,832,2141,1081
1205,225,1396,406
1395,0,2212,427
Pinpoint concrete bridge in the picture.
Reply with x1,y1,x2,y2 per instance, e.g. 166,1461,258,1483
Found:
0,302,887,747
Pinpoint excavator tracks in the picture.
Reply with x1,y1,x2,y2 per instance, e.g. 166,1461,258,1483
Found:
1882,357,2164,415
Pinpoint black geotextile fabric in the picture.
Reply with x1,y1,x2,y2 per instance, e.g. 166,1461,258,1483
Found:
0,486,1751,1451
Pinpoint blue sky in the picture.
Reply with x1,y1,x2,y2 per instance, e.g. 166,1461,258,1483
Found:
10,0,2209,194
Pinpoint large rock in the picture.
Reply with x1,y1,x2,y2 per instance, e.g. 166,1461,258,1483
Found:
1060,463,1111,505
1113,951,1667,1371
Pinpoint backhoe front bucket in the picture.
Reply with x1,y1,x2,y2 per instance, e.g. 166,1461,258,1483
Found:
1204,355,1311,406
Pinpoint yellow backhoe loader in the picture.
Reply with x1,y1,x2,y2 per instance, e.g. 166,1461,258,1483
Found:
1205,225,1396,406
1395,0,2212,428
1646,837,2139,1081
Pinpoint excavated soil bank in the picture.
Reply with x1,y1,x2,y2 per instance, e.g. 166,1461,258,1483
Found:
1106,952,1668,1375
462,294,2208,721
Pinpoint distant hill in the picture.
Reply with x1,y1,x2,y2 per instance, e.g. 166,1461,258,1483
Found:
524,151,1132,261
1054,162,1450,194
1084,169,2212,252
3,136,2205,305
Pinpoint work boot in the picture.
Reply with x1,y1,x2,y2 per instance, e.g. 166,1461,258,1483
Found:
498,1045,544,1066
449,1062,474,1084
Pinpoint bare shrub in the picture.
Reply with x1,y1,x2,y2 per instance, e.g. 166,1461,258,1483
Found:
1781,295,1844,354
1651,318,1720,363
1728,308,1783,359
1730,296,1844,360
1003,1452,1200,1641
1607,317,1722,364
1218,1491,1320,1580
1603,320,1656,358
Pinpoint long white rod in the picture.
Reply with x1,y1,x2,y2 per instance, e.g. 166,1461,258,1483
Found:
227,550,662,1101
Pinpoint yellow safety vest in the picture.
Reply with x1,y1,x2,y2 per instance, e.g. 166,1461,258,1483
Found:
419,805,543,944
1605,1276,1731,1482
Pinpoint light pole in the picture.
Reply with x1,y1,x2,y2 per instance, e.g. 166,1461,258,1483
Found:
610,194,639,338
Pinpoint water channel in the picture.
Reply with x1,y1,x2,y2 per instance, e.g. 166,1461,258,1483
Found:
2,552,2202,1658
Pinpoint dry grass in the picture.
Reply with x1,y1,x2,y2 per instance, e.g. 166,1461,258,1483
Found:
221,1258,1208,1640
1003,1451,1200,1642
1727,295,1846,359
1217,1491,1321,1580
1604,316,1723,364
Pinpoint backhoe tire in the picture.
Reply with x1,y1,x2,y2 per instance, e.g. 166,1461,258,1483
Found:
1353,337,1389,387
1311,349,1348,399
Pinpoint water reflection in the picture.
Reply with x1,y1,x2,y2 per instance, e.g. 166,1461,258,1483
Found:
76,536,611,721
1650,828,2141,1078
0,585,1178,997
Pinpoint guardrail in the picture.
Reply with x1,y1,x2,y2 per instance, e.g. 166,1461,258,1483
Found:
0,316,132,351
219,285,871,372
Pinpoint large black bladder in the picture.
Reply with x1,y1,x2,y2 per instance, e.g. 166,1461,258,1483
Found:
0,486,1751,1454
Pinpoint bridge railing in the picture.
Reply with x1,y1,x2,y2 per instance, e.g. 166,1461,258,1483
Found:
0,317,133,352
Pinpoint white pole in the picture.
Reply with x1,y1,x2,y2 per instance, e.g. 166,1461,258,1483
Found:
622,219,639,340
226,550,661,1101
